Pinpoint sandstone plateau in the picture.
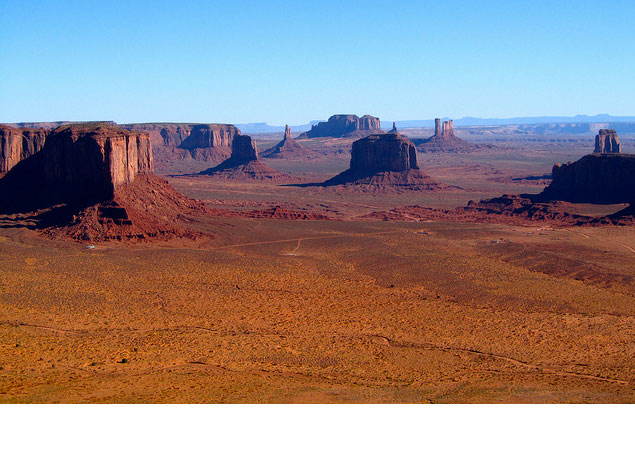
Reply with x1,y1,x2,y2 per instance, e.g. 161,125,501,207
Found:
262,125,315,160
0,125,48,173
123,123,240,169
200,134,292,181
298,114,381,138
322,132,447,191
0,124,205,241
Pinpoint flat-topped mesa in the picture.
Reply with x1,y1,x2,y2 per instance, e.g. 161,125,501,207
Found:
178,124,237,150
442,120,454,138
350,133,418,174
594,129,621,153
121,123,240,171
0,124,153,211
43,124,153,199
539,152,635,204
0,125,47,173
320,132,449,191
298,114,381,138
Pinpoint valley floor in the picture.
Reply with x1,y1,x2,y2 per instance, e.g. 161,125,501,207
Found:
1,218,633,402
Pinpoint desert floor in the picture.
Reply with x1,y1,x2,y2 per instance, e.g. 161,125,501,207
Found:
1,217,633,402
1,134,634,403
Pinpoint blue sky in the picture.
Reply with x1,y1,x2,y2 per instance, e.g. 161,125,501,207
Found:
1,0,634,124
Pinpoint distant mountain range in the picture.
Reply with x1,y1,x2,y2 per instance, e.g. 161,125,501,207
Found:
236,114,635,134
392,115,635,128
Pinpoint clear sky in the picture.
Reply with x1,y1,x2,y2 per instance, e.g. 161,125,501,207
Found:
1,0,634,125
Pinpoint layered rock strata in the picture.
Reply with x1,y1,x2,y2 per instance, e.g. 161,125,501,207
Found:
0,124,153,210
0,125,48,173
322,133,446,191
122,123,240,171
594,129,621,153
298,114,381,138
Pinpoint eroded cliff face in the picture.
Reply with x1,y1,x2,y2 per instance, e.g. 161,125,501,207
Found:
540,130,634,204
0,124,154,211
123,123,238,148
0,125,47,173
42,125,153,196
594,129,621,153
121,123,239,171
178,124,237,149
299,114,381,138
541,153,635,204
350,133,418,174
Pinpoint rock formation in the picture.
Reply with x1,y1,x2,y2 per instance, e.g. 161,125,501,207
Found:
298,114,381,138
462,130,635,225
200,134,292,181
0,124,206,241
121,123,240,172
434,118,441,136
390,122,398,133
539,153,635,203
594,129,621,153
0,125,47,173
442,120,454,138
349,133,418,173
321,133,447,191
413,117,494,153
536,129,633,204
262,124,315,160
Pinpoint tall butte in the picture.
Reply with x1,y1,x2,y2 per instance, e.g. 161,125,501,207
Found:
201,134,292,181
262,124,314,160
322,130,447,191
413,117,489,153
539,129,634,204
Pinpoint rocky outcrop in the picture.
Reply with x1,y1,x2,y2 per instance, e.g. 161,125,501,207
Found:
298,114,381,138
413,117,494,153
0,125,47,173
0,124,209,241
122,123,240,172
321,133,448,191
594,129,621,153
390,122,397,133
200,134,292,181
349,133,418,174
262,124,315,160
0,124,153,211
178,124,237,150
442,120,454,138
539,153,635,203
42,124,153,200
536,130,633,204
